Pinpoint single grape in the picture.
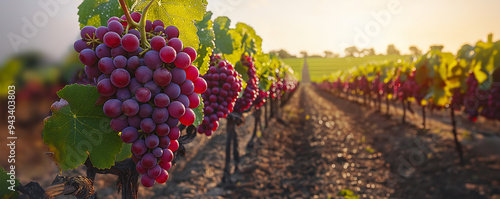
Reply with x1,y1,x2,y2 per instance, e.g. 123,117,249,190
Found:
184,65,199,81
179,108,195,126
84,65,101,78
141,153,157,169
160,149,173,162
97,78,117,96
153,68,172,87
74,39,91,53
168,101,185,118
140,118,156,133
151,36,166,51
79,49,98,65
174,52,191,69
139,104,154,118
110,115,128,132
95,26,108,41
127,56,141,71
155,169,169,184
171,68,186,84
152,107,169,123
107,20,124,34
122,99,139,116
182,47,196,61
152,147,163,158
122,34,140,52
164,26,179,39
148,164,162,178
163,83,181,99
156,123,170,136
152,20,165,29
159,46,176,63
180,80,194,95
176,94,190,108
168,140,179,152
188,92,200,108
110,68,131,88
80,26,96,40
111,46,127,57
136,87,152,103
132,139,147,155
144,50,162,70
103,32,121,48
135,66,154,83
193,77,207,94
145,134,159,149
167,38,183,53
103,99,122,117
113,55,127,68
95,43,111,58
154,93,170,108
121,127,140,143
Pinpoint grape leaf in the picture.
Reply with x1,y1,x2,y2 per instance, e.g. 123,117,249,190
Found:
78,0,130,28
115,143,132,162
133,0,207,51
0,167,19,199
194,11,215,75
213,16,234,55
192,94,204,127
43,84,123,170
234,61,249,82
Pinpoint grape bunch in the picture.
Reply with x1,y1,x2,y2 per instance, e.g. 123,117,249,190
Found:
253,90,269,110
480,85,500,120
463,73,483,122
74,12,208,187
197,54,243,136
234,55,259,113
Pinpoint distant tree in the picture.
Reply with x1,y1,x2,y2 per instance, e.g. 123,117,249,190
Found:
409,46,422,56
429,45,444,51
344,46,359,57
386,44,400,55
324,50,334,58
269,49,296,59
300,51,308,58
361,48,375,56
309,54,323,58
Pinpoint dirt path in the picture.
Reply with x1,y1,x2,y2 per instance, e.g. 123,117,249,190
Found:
9,84,499,198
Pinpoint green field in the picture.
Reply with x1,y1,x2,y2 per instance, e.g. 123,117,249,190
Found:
283,55,411,82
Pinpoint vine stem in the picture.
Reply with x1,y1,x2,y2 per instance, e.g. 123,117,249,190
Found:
138,0,155,49
118,0,155,49
118,0,139,29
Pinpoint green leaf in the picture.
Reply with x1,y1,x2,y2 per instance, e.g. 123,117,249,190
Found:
192,94,204,127
213,16,234,54
234,61,249,81
194,11,215,75
0,167,19,199
78,0,124,28
115,143,132,162
43,84,123,170
133,0,207,51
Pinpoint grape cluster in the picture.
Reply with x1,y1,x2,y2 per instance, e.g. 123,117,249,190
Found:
197,54,243,136
463,73,482,122
481,85,500,120
74,12,208,187
253,90,269,110
234,55,259,113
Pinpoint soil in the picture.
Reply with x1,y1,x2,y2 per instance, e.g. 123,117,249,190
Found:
1,84,499,198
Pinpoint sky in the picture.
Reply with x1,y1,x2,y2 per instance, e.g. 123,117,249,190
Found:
1,0,500,63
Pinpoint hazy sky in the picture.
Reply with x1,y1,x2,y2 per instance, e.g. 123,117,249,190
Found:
1,0,500,63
